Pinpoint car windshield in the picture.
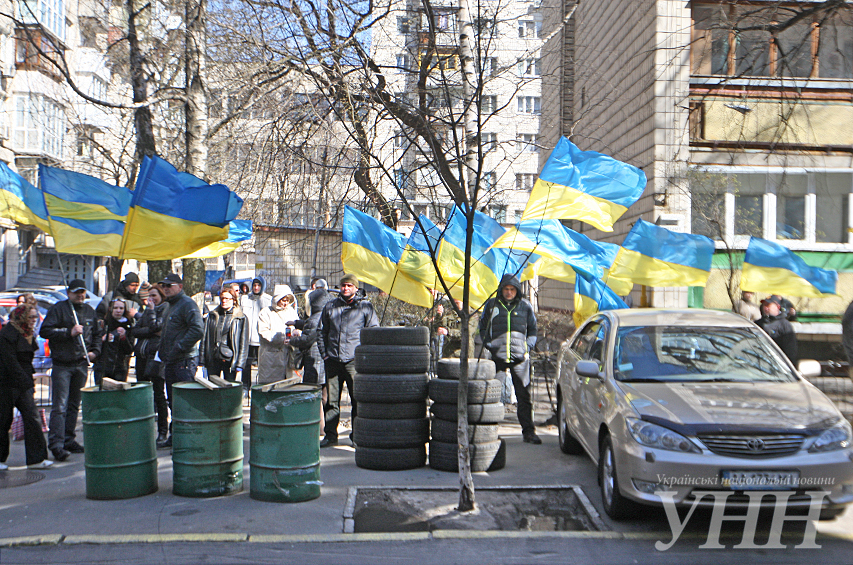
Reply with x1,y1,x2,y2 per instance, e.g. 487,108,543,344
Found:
613,325,797,383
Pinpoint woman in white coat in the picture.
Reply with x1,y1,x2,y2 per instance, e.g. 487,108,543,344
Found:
256,285,300,384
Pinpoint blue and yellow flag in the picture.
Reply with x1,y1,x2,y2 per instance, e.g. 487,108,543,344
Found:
0,162,49,232
574,271,628,326
437,207,531,309
181,220,253,259
396,215,442,289
39,164,131,256
609,219,714,287
741,237,837,297
342,207,432,308
121,156,243,260
521,137,646,232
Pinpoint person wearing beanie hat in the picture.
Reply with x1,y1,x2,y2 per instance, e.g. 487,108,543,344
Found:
303,277,330,317
317,273,379,447
757,295,797,363
96,272,143,320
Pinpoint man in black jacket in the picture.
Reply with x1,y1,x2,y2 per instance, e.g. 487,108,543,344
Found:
479,274,540,444
39,279,103,461
96,272,143,319
757,296,798,364
317,274,379,447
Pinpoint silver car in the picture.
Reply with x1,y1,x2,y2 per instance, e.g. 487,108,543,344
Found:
556,309,853,520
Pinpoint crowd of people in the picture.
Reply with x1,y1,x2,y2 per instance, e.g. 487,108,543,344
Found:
0,270,390,467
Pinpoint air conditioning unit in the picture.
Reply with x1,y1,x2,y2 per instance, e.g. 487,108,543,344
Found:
2,63,15,79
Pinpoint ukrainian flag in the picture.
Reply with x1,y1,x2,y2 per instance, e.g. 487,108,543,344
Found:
0,162,50,232
121,156,243,260
437,207,531,309
39,165,131,256
396,215,442,289
609,219,714,287
741,237,837,297
520,137,646,232
181,220,253,259
342,207,432,308
574,271,628,326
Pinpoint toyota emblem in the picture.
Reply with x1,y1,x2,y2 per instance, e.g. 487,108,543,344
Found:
747,438,766,452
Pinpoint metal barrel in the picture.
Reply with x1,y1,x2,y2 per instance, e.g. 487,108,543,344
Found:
250,384,322,502
172,382,244,497
82,383,158,500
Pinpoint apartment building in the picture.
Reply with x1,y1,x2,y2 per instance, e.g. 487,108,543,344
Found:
370,0,546,228
541,0,853,322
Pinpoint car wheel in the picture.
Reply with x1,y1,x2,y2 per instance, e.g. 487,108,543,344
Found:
558,394,583,455
599,434,634,520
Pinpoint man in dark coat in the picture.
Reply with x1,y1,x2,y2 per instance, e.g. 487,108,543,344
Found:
757,295,798,364
40,279,104,461
96,272,143,319
479,274,540,444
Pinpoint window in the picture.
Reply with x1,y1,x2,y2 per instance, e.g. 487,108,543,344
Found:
734,174,765,237
692,5,853,78
516,173,536,190
475,16,496,36
393,131,409,148
13,94,64,159
481,132,497,151
516,133,539,151
774,173,806,240
517,96,540,114
16,29,63,77
517,58,540,77
394,168,410,192
518,20,541,39
396,54,412,72
482,95,498,113
483,171,497,191
397,16,410,35
20,0,66,42
483,57,498,76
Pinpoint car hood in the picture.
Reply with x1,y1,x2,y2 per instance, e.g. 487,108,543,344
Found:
619,381,841,433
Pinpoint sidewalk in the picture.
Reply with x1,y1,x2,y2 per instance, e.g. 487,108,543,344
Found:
0,376,568,545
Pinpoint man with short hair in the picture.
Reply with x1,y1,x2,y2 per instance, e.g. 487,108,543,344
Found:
317,274,379,447
40,279,104,461
479,274,540,444
157,273,204,447
96,272,143,319
240,276,271,395
757,296,797,364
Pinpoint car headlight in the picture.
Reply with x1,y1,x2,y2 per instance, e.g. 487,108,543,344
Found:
809,419,852,453
626,418,701,454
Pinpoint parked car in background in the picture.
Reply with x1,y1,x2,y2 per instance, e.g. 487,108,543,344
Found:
556,308,853,521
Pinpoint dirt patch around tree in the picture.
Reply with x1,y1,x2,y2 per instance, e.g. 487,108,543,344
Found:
344,486,607,533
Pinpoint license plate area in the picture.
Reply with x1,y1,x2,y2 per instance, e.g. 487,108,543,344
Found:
720,470,800,490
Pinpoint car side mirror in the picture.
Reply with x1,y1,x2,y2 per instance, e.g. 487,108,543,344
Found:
576,360,603,380
797,359,821,379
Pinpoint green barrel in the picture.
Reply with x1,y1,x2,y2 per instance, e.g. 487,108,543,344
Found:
172,382,244,497
250,384,322,502
82,383,158,500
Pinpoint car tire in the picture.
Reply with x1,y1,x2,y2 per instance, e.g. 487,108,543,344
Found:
436,358,496,381
430,402,505,424
355,445,426,471
352,417,429,448
428,378,502,404
429,417,499,444
354,345,430,374
487,438,506,472
428,439,502,472
352,373,429,403
357,401,427,420
558,393,583,455
360,327,429,346
599,434,635,520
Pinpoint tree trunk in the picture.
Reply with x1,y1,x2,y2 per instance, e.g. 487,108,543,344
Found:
106,257,124,294
182,0,209,299
127,0,157,161
148,261,172,285
454,0,479,513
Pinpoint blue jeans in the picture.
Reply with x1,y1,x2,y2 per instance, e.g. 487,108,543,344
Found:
164,357,198,410
48,362,88,452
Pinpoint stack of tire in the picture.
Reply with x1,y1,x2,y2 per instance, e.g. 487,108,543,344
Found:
428,358,506,472
351,327,431,471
